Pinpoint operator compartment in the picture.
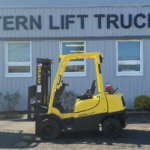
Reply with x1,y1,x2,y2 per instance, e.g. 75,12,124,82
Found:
53,79,98,114
74,80,99,112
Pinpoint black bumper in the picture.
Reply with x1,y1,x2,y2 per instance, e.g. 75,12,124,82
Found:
123,109,127,128
108,109,127,128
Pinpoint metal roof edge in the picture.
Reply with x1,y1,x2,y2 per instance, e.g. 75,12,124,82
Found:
1,36,150,41
0,5,150,9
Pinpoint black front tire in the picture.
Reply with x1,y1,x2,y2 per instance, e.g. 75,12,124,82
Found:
38,119,60,140
102,118,121,138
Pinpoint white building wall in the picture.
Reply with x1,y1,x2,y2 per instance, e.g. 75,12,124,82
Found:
0,39,150,110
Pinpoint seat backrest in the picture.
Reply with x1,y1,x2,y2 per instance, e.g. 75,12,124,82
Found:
90,80,96,98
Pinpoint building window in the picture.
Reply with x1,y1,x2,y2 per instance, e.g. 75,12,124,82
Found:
116,40,143,76
5,41,32,77
60,41,86,77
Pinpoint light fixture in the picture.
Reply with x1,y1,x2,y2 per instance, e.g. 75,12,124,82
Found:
65,45,84,47
70,51,84,53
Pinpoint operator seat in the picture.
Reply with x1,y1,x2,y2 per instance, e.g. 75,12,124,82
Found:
77,80,96,100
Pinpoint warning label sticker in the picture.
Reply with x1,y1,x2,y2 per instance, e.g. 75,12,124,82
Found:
37,85,42,93
37,100,41,103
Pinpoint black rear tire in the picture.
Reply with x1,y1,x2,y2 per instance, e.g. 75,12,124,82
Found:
102,118,121,138
38,119,60,140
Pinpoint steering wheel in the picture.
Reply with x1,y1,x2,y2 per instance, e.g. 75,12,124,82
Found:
63,83,69,86
61,80,69,86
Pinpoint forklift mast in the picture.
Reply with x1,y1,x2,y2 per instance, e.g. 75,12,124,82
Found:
35,58,54,135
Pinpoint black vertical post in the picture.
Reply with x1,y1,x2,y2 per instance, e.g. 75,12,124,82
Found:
50,64,51,104
28,86,31,121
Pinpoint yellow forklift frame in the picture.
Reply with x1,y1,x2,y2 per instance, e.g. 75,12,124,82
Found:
31,52,127,140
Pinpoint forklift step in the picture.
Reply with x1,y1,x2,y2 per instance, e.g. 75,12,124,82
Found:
64,125,74,132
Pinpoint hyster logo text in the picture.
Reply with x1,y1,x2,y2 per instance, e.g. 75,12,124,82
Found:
78,112,95,117
37,66,41,84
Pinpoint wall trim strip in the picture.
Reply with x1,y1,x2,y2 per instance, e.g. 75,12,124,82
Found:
0,36,150,41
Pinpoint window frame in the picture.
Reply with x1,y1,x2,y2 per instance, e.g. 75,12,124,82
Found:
60,40,86,77
116,40,143,76
5,41,32,78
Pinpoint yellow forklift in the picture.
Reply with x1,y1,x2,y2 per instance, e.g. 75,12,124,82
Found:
30,52,127,140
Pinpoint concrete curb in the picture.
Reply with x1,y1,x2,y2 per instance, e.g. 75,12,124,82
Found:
127,111,150,116
0,111,150,120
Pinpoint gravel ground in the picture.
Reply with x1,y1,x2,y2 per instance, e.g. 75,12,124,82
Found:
0,115,150,149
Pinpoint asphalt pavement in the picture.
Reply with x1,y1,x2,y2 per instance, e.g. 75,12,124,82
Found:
0,115,150,149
